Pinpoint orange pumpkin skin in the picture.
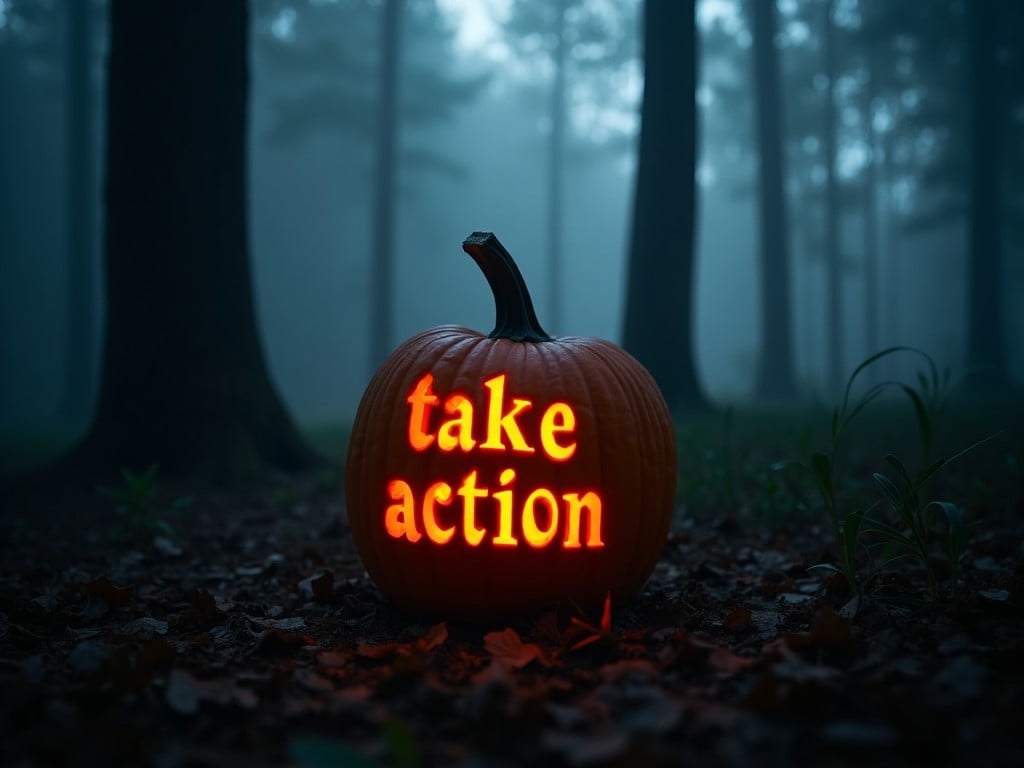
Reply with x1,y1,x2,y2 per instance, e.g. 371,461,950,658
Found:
345,234,676,621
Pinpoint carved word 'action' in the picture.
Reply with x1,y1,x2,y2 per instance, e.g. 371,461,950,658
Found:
383,372,603,550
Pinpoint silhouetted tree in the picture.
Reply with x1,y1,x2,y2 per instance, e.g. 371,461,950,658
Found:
61,0,101,427
857,0,1022,388
0,0,62,427
751,0,795,400
622,0,706,412
369,0,402,370
255,0,482,368
504,0,569,332
821,0,842,392
860,49,881,373
73,0,314,482
503,0,640,334
257,0,479,162
965,0,1006,390
546,0,567,334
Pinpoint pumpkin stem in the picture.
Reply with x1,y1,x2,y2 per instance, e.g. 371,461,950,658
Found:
462,232,553,342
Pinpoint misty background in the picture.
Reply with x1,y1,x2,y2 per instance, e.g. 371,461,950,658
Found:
1,0,1021,441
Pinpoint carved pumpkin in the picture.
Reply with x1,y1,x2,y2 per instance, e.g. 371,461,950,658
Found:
345,232,676,621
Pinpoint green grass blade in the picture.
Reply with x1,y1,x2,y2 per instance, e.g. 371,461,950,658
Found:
873,472,903,511
917,457,948,486
884,454,914,490
860,516,915,548
944,430,1004,466
840,346,911,414
899,384,933,461
930,501,966,548
844,508,865,544
811,452,836,514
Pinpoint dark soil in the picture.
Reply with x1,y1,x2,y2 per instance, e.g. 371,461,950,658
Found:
2,406,1022,767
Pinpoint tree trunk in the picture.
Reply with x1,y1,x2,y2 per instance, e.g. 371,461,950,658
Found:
368,0,403,371
861,55,880,379
546,0,568,334
73,0,315,484
822,0,843,392
61,0,98,428
965,0,1006,390
752,0,795,400
881,126,901,381
621,0,706,412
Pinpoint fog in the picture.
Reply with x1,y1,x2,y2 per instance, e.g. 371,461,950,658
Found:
1,0,1020,439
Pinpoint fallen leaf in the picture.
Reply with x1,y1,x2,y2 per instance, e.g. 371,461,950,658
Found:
838,596,861,620
416,622,448,652
978,588,1010,603
120,617,169,637
723,605,752,631
249,615,306,631
316,650,350,668
354,624,446,662
355,641,397,660
31,594,60,613
779,592,813,605
600,591,612,632
484,627,547,669
175,588,220,630
298,569,335,602
785,606,856,656
152,535,182,557
76,576,133,609
251,628,317,657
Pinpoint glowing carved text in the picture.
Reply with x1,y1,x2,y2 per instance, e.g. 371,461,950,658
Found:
386,372,603,550
406,373,577,460
385,472,604,549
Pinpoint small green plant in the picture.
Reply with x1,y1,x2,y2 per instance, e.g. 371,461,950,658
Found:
99,463,192,541
864,456,969,600
788,347,984,603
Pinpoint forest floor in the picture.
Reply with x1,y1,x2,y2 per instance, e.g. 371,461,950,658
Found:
1,401,1023,767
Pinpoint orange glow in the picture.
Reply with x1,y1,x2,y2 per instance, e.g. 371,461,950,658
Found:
562,492,604,548
437,395,476,452
422,481,454,544
389,372,603,551
539,402,576,461
521,488,558,547
406,374,439,451
480,374,535,454
403,372,578,460
457,470,488,546
492,468,518,547
385,479,422,542
383,471,604,550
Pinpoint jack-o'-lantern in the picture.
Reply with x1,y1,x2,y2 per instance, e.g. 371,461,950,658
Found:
345,232,676,621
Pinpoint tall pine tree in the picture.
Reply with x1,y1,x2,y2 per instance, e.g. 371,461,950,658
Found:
622,0,706,412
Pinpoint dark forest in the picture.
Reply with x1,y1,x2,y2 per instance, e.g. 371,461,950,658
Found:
1,0,1022,765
